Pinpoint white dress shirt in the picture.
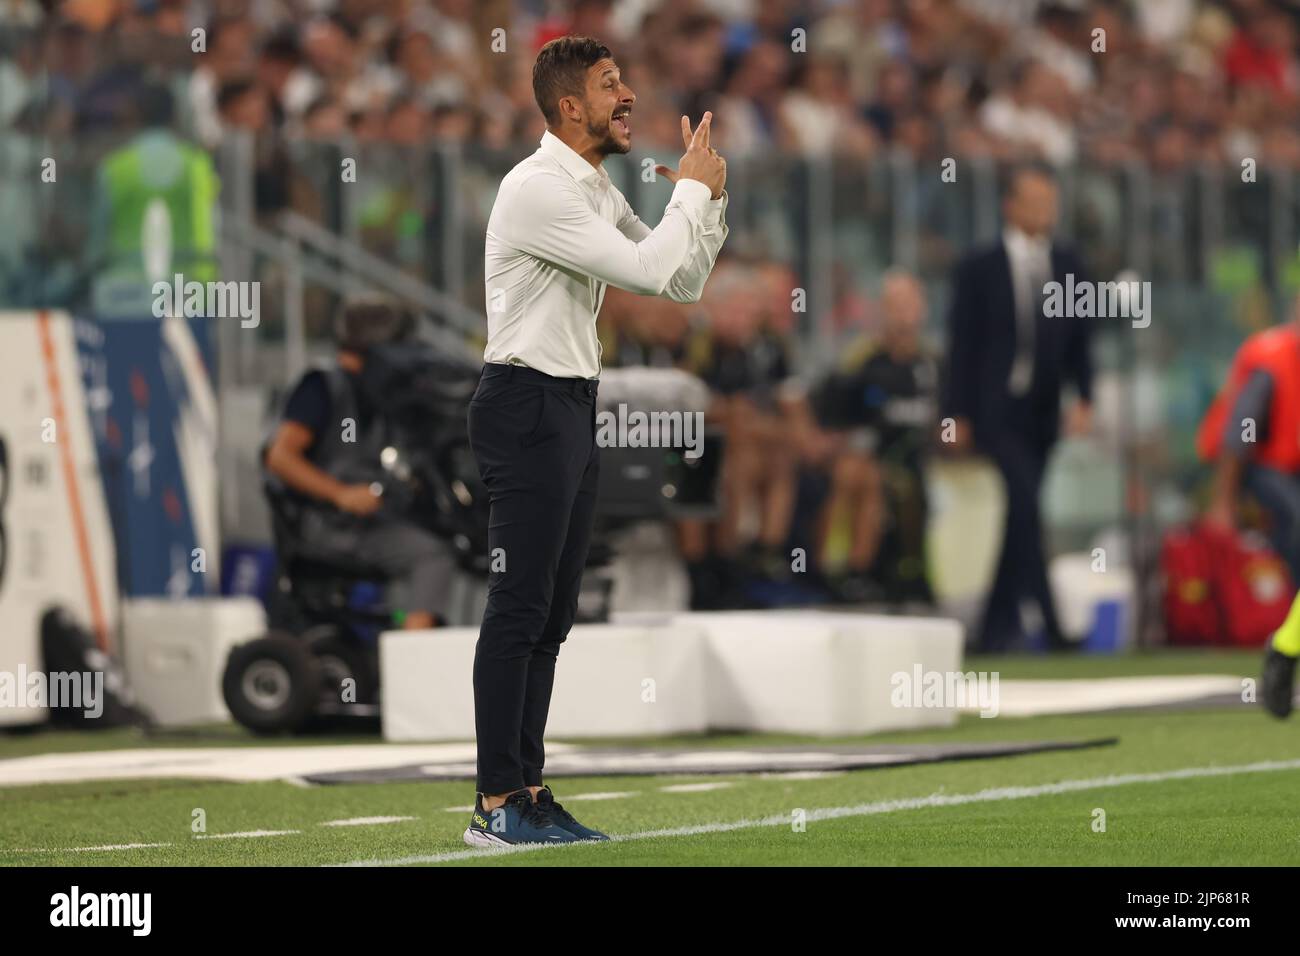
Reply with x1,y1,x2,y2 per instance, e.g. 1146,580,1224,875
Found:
483,130,728,379
1003,225,1052,396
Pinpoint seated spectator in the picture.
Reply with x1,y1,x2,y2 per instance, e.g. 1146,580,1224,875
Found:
604,290,698,370
809,269,938,603
691,262,798,575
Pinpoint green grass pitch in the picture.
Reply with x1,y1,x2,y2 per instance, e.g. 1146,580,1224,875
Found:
1,649,1296,867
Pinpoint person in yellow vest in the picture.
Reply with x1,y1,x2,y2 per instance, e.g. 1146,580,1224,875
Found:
1198,298,1300,717
91,84,219,316
1261,595,1300,717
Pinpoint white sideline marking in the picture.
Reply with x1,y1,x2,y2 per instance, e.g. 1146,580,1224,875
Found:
20,818,408,854
659,782,733,793
444,805,475,813
760,771,846,781
973,676,1247,717
195,829,300,840
566,791,636,801
336,758,1300,867
321,816,417,827
17,842,174,853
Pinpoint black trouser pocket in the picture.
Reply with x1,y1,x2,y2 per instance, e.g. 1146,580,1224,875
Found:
471,383,553,449
518,388,549,448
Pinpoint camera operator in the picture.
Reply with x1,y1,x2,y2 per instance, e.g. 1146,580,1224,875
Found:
263,296,455,630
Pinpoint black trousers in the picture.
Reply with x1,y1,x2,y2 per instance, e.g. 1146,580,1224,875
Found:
466,363,600,794
976,404,1063,652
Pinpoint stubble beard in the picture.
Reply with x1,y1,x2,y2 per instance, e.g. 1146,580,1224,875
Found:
588,116,630,156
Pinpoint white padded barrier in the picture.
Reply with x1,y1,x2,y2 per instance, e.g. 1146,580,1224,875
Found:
382,610,963,740
122,597,266,727
381,621,708,741
686,611,964,735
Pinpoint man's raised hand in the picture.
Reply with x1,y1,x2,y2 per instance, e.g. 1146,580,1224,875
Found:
655,111,726,200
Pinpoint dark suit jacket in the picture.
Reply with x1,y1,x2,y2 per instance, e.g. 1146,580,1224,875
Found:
941,240,1093,451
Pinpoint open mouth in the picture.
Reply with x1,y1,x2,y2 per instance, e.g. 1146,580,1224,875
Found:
612,111,630,134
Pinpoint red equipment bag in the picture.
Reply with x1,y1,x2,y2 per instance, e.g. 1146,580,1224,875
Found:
1162,523,1295,646
1207,525,1293,646
1161,525,1218,645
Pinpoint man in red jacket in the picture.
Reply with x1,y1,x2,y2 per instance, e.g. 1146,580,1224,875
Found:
1199,299,1300,718
1201,308,1300,578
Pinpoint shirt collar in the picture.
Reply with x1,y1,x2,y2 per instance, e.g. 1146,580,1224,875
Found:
1003,225,1050,258
540,129,607,186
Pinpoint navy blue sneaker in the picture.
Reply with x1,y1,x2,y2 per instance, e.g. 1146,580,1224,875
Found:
535,785,610,841
463,790,580,848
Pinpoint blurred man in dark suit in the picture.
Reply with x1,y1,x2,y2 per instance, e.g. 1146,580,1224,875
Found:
942,163,1093,651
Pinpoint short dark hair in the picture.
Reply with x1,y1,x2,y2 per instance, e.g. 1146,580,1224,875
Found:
532,35,613,127
334,295,415,352
1001,160,1056,200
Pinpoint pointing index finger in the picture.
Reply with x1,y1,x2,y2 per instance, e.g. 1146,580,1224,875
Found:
680,115,692,151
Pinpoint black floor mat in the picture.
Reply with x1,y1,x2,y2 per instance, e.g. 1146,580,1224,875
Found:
302,737,1119,784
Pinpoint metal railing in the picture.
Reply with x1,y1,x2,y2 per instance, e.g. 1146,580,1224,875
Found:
4,123,1300,591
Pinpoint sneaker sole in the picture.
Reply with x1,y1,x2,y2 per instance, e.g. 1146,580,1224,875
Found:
463,827,582,847
554,827,609,841
463,827,512,849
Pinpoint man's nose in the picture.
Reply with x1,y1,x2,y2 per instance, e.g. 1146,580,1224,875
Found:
622,87,636,105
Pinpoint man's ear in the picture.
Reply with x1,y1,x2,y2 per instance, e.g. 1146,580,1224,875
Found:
558,94,582,124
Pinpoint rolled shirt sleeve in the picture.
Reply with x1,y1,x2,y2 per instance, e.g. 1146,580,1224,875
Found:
497,174,714,298
618,189,730,304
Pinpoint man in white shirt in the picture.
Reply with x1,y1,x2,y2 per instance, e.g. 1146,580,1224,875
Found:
464,35,727,848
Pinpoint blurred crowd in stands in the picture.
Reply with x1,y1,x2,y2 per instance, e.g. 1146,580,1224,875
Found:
2,0,1297,611
602,263,942,608
5,0,1300,167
